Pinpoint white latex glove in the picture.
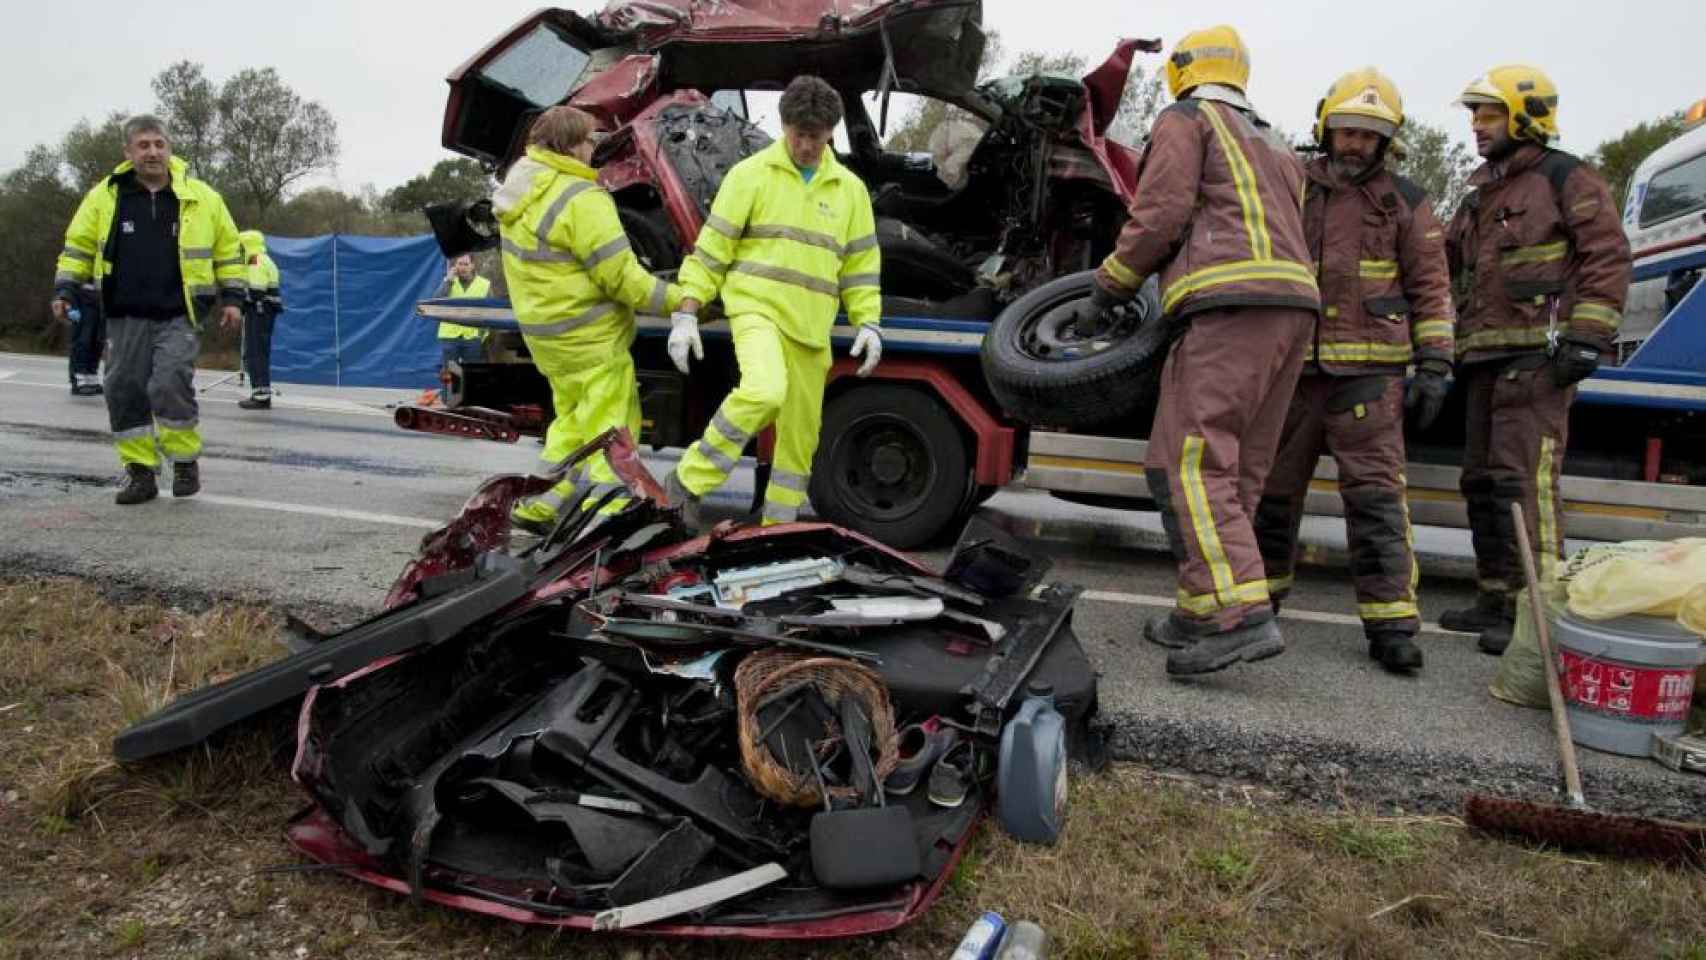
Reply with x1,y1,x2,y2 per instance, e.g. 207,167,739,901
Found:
850,325,882,377
668,311,702,374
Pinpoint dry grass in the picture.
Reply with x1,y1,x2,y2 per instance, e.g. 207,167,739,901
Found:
2,576,1705,959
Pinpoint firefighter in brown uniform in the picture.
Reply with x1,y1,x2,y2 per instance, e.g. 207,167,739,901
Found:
1439,65,1631,654
1251,69,1455,675
1087,26,1321,676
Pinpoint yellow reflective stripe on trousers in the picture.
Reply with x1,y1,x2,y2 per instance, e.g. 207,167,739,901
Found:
1199,103,1271,260
1313,341,1412,364
1359,600,1420,620
1500,241,1568,266
1412,319,1454,342
1177,581,1269,616
1538,436,1558,582
1160,259,1317,313
1402,471,1419,599
1358,259,1398,280
1266,574,1294,595
1179,434,1236,599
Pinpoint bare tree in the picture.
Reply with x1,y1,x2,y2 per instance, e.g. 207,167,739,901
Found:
1392,119,1477,221
217,68,339,222
59,111,129,191
152,61,222,180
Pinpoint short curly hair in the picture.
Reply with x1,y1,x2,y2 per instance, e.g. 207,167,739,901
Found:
778,76,843,133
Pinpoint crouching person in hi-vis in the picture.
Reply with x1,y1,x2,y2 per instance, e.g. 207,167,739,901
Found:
52,114,246,505
1085,27,1319,675
494,106,684,535
1252,69,1456,675
664,75,882,530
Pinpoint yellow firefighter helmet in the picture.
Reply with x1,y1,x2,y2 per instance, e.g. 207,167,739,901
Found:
1314,67,1404,143
1165,25,1251,99
1459,64,1560,143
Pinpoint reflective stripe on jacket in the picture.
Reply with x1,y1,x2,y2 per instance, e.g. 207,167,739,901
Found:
1446,144,1631,363
678,140,881,347
1097,95,1319,319
493,146,681,345
56,156,245,323
1302,159,1454,373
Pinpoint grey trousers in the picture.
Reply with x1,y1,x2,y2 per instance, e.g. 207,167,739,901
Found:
105,316,202,468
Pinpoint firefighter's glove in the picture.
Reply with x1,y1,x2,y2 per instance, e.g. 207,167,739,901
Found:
1404,360,1451,431
1550,336,1601,388
667,311,702,374
1069,283,1128,336
850,325,882,377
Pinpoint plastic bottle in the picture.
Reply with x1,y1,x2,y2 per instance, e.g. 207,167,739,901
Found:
949,911,1007,960
67,304,82,324
997,681,1068,844
995,920,1049,959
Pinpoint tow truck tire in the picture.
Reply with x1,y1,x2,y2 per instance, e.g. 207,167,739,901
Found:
980,270,1169,430
810,384,970,549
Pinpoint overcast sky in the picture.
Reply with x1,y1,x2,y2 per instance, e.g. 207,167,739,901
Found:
4,0,1701,195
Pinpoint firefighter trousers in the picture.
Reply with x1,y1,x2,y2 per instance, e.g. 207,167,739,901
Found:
1145,307,1313,633
675,315,830,524
1254,373,1420,636
1459,356,1573,595
105,316,201,469
511,328,642,524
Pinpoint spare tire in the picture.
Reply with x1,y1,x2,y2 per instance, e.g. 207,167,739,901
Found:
980,270,1170,430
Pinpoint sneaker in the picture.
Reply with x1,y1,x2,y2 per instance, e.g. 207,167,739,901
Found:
171,461,200,498
1477,620,1515,656
1368,630,1423,674
238,394,272,410
1438,591,1510,634
927,741,974,808
1165,619,1285,676
115,464,158,505
665,470,704,533
885,722,959,796
71,375,103,396
1143,616,1194,650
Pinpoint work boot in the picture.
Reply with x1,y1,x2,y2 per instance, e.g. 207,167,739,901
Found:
1438,591,1509,634
115,464,158,505
1143,616,1194,650
665,470,704,533
1165,619,1285,676
172,460,200,498
1368,629,1424,674
1478,620,1515,656
238,393,272,410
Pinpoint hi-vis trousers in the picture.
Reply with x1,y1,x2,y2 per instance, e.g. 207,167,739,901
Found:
106,316,201,469
511,328,642,524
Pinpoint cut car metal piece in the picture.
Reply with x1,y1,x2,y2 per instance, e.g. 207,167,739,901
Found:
592,862,789,931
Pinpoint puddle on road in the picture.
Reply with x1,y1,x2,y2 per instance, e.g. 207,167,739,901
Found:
0,470,113,498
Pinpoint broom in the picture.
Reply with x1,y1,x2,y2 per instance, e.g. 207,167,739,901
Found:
1463,502,1706,867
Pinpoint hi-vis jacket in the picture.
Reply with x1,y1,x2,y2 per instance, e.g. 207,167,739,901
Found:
1096,93,1320,319
679,140,881,347
494,146,681,345
1301,157,1455,374
436,274,491,340
1446,143,1631,364
239,230,282,316
55,156,245,322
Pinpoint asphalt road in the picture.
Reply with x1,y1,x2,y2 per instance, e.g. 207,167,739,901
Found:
3,350,1702,820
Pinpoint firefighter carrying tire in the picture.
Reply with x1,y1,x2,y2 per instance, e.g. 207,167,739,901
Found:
980,270,1170,430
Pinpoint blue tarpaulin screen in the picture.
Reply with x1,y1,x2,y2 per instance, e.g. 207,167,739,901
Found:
266,234,444,388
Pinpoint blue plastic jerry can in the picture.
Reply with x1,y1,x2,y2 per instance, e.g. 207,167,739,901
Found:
997,681,1068,844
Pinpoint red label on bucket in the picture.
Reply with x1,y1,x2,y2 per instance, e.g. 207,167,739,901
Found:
1560,651,1695,723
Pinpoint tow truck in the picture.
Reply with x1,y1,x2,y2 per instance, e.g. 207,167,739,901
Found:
400,3,1706,549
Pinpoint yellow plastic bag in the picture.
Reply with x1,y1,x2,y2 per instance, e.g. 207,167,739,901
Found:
1490,581,1569,709
1565,538,1706,636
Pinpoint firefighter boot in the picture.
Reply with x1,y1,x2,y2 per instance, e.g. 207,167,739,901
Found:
238,394,272,410
1438,591,1509,634
1368,628,1423,674
1478,619,1516,656
1144,615,1194,650
172,461,201,498
665,470,704,534
115,464,158,505
1165,619,1285,676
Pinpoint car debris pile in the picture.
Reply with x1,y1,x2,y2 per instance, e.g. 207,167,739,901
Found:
117,431,1100,938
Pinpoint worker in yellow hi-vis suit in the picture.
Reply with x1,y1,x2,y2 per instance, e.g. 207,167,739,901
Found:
665,75,883,530
493,105,682,534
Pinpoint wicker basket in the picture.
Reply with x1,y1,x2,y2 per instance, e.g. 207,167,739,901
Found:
734,650,900,808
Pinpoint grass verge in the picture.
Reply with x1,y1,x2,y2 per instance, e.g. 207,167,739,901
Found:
2,576,1704,959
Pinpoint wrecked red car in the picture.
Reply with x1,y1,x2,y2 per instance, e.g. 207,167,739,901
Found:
116,432,1100,938
408,0,1165,548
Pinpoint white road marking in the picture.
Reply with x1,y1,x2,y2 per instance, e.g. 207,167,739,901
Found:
0,373,392,417
194,494,441,529
0,370,16,381
1080,588,1464,636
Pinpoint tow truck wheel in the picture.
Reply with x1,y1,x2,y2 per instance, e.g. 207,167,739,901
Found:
810,384,970,549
